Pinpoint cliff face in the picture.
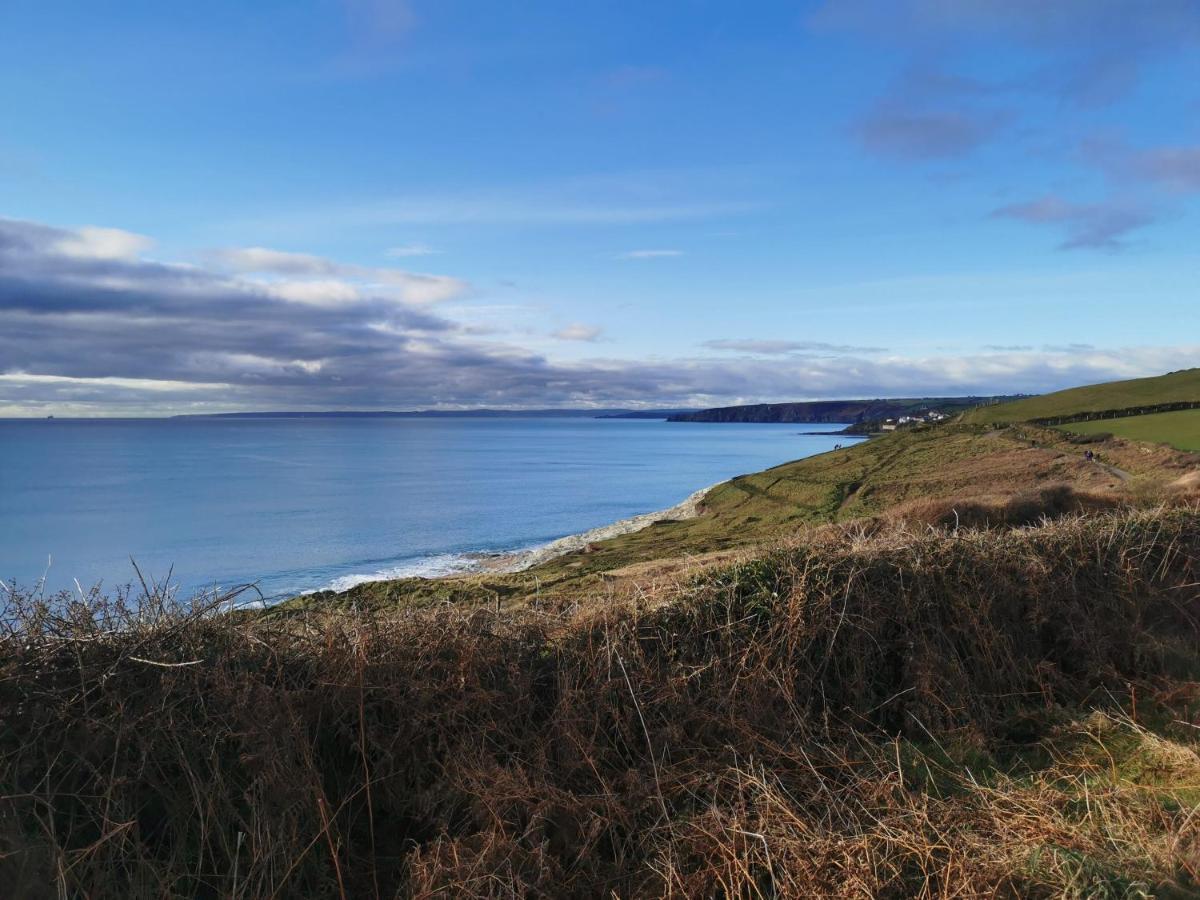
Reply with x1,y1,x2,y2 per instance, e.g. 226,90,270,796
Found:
668,397,1009,424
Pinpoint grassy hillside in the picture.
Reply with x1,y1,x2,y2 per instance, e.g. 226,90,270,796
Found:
322,422,1198,611
964,368,1200,424
5,509,1200,896
669,395,1011,423
1061,408,1200,452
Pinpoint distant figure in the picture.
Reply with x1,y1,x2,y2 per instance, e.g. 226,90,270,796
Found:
1084,450,1094,462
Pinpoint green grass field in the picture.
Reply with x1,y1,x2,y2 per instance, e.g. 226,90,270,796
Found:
1060,407,1200,451
964,367,1200,424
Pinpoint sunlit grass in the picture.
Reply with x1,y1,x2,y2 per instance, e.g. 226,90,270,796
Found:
1061,408,1200,452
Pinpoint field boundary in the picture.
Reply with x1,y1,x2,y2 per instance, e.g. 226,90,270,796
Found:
1027,400,1200,427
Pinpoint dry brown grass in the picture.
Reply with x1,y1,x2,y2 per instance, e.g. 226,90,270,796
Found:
4,508,1200,897
881,483,1123,531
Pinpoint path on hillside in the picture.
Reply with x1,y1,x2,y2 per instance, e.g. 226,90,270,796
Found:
835,442,910,515
1097,461,1132,482
1056,448,1128,482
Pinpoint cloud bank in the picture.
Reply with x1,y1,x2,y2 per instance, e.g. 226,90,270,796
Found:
1,216,1195,416
991,196,1156,251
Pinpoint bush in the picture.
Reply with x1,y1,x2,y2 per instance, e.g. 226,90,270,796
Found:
1065,431,1112,444
3,509,1200,897
884,483,1121,530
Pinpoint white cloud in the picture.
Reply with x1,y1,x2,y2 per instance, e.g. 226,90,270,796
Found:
386,243,439,257
214,247,336,275
552,323,604,342
54,226,153,261
234,169,763,236
213,244,468,305
346,202,742,227
365,270,464,303
0,372,229,392
265,279,362,306
197,352,327,375
617,249,684,259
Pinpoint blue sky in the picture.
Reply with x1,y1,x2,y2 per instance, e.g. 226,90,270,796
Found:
1,0,1198,414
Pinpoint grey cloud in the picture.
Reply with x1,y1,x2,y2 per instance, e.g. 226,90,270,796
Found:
1087,140,1200,193
991,195,1155,251
8,341,1199,417
602,65,669,90
0,217,461,394
342,0,415,43
821,0,1200,177
813,1,1200,72
1133,147,1200,192
1048,54,1141,109
855,105,1005,160
850,64,1011,161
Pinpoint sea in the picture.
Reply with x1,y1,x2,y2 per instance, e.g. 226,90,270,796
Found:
0,416,854,602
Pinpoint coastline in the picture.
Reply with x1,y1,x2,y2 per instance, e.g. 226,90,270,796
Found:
323,484,715,593
361,432,866,587
472,483,714,574
323,431,864,593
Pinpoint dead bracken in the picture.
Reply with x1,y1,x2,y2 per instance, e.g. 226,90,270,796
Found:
3,506,1200,897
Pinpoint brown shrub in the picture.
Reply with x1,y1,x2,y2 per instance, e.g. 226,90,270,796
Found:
884,483,1123,531
2,509,1200,897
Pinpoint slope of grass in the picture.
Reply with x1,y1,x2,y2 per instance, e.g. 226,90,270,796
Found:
318,422,1197,611
963,368,1200,425
5,509,1200,897
1061,408,1200,452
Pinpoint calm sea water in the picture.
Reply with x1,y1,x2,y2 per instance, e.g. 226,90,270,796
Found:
1,417,853,600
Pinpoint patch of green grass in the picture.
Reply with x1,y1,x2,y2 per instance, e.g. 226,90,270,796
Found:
522,424,1014,577
964,368,1200,425
1059,409,1200,452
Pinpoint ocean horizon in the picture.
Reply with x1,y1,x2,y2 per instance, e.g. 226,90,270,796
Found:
1,416,855,601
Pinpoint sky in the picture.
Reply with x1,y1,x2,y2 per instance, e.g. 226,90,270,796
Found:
1,0,1198,415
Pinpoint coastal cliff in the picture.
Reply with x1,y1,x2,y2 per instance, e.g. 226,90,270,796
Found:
669,395,1017,424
